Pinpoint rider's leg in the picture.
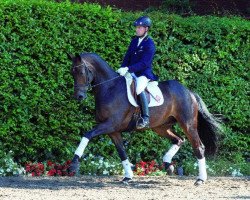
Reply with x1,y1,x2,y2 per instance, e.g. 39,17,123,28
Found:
136,76,150,129
137,91,150,129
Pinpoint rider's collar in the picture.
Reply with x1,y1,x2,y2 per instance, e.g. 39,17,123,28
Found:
138,34,148,46
139,32,148,39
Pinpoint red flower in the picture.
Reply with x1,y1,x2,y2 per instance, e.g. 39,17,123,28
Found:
25,165,31,172
134,160,162,176
47,168,56,176
68,172,75,177
47,160,54,167
56,164,63,170
56,170,62,176
65,160,71,165
25,160,72,177
38,163,44,171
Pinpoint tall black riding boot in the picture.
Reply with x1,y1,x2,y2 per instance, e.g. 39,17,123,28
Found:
137,91,150,129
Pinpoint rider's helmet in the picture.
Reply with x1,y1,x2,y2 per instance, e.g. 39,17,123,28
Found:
133,16,152,27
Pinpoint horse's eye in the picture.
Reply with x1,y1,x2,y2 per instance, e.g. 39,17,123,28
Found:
80,69,85,75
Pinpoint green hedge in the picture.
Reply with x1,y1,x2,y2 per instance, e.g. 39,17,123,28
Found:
0,0,249,164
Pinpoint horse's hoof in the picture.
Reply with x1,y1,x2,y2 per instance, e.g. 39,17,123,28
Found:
194,179,205,186
164,162,174,175
68,161,80,176
122,177,132,185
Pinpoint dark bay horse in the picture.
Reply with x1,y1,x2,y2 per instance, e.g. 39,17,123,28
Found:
68,52,222,185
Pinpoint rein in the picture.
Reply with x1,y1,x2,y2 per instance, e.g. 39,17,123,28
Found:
89,76,121,89
74,59,121,90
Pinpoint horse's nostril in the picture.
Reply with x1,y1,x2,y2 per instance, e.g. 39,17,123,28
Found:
74,92,86,101
78,95,84,100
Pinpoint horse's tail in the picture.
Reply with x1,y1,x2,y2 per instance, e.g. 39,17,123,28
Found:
193,93,223,157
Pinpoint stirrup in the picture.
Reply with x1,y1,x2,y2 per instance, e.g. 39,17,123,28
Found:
136,117,149,129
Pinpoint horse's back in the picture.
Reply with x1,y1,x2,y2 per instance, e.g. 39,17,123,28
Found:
158,80,194,114
159,80,190,96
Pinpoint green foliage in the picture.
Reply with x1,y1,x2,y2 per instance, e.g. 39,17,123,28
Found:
79,153,123,176
182,156,250,176
0,0,126,162
0,0,249,175
0,145,25,176
123,130,171,163
150,13,249,163
162,0,193,14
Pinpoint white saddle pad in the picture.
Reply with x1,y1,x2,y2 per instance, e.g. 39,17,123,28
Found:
124,73,164,107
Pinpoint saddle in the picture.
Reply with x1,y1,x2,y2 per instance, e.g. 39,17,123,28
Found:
124,73,164,107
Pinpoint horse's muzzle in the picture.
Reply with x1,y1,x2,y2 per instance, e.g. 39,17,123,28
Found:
74,91,87,101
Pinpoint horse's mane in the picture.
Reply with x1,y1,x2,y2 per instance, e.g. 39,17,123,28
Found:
81,52,109,67
80,52,116,74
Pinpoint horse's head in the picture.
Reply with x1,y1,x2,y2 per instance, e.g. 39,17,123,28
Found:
68,53,94,101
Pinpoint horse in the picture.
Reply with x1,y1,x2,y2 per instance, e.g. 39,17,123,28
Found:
67,52,222,185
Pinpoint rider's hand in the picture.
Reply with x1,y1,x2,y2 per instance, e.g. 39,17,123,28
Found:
117,67,128,76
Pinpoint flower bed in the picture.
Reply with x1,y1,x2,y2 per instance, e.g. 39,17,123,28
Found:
25,160,73,176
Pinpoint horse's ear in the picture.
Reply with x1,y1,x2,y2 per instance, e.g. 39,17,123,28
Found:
67,53,74,60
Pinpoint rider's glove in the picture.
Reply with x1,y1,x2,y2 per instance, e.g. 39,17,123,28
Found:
117,67,129,76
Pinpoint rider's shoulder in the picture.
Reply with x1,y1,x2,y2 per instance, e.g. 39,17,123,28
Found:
145,36,154,42
131,35,138,40
144,36,155,47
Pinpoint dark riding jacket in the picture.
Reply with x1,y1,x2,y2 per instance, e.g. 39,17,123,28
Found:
121,36,158,81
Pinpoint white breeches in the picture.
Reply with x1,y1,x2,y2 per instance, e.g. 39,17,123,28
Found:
133,75,150,95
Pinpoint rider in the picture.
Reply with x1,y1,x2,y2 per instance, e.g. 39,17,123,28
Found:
117,16,158,129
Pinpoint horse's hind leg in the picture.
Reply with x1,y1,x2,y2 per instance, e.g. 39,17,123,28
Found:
185,126,206,185
153,124,185,174
177,116,207,185
109,132,133,182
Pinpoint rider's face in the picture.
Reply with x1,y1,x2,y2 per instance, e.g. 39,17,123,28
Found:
135,26,148,37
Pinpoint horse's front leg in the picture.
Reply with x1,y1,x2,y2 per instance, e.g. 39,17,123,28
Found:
69,121,116,174
109,132,133,183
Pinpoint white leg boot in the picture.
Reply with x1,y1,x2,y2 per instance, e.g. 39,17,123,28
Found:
122,159,133,183
75,137,89,158
195,157,207,186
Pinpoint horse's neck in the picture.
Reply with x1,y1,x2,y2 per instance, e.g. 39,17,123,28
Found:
92,68,114,107
92,62,117,85
86,53,119,95
93,71,127,116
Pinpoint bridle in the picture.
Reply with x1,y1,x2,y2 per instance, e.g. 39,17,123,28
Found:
73,57,121,91
73,58,92,91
